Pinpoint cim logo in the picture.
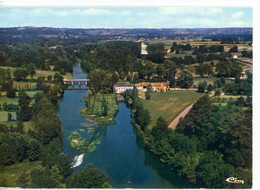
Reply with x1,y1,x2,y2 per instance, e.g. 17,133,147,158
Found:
226,177,244,184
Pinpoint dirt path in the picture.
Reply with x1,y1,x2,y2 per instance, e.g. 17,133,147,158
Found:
168,93,215,130
168,104,194,130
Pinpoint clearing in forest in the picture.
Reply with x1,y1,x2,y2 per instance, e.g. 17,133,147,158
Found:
143,90,204,129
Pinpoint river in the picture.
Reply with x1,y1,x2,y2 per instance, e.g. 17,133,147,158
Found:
59,63,192,188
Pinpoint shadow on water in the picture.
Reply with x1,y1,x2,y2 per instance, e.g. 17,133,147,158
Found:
134,132,195,188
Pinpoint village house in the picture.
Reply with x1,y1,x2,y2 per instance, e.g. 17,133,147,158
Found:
135,81,170,92
114,83,134,94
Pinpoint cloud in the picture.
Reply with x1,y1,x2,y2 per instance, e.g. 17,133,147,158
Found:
30,8,114,17
229,21,248,27
180,18,216,27
159,7,223,16
81,8,113,16
120,10,131,16
232,11,245,19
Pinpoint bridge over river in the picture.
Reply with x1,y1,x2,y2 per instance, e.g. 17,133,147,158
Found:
63,79,89,89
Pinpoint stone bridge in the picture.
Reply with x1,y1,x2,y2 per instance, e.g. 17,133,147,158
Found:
63,79,89,89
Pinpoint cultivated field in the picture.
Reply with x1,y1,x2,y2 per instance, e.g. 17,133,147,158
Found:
143,90,204,129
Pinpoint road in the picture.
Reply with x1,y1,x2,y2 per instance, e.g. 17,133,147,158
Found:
168,93,214,130
168,104,194,130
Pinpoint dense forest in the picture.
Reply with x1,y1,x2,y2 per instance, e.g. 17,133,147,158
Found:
123,87,252,188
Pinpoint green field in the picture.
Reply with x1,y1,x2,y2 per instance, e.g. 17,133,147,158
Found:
0,161,42,187
193,77,217,86
143,90,204,128
0,111,16,122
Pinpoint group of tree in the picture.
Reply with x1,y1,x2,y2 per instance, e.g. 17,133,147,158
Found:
241,50,252,58
140,95,252,188
2,41,73,74
215,60,242,77
0,68,16,98
0,132,40,165
0,91,111,188
170,42,192,53
79,42,140,79
195,63,213,77
123,86,151,131
88,69,119,95
223,73,252,95
192,45,224,55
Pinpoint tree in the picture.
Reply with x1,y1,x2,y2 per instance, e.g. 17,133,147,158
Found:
151,117,169,140
197,81,207,93
8,113,13,121
30,167,60,188
207,84,213,93
147,43,166,63
17,170,29,188
145,91,151,100
13,69,29,81
176,70,194,88
27,139,40,161
47,75,52,81
17,91,32,121
66,164,111,188
6,86,16,98
229,46,238,53
197,151,234,188
215,89,221,96
0,143,14,165
27,65,36,79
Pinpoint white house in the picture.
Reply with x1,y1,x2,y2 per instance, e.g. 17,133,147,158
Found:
114,83,134,94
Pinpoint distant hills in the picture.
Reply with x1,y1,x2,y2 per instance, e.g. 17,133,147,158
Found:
0,27,252,42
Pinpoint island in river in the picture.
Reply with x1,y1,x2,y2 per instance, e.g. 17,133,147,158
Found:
80,94,119,125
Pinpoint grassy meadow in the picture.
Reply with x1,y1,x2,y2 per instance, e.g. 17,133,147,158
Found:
143,90,204,128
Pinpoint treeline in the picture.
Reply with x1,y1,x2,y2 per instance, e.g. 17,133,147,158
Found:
78,41,140,77
0,39,74,75
78,41,247,91
123,88,252,188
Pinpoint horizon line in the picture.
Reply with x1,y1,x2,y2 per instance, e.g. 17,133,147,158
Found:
0,26,253,30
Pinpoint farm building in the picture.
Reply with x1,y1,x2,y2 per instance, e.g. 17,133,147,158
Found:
114,83,134,94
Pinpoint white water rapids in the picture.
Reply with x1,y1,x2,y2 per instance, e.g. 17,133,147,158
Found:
72,154,85,168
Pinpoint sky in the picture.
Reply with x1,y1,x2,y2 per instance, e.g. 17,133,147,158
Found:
0,7,252,28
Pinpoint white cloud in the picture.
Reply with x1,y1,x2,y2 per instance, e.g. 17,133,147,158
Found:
120,11,131,16
30,8,113,18
179,18,216,27
232,11,245,19
81,8,113,16
229,21,248,27
159,7,223,16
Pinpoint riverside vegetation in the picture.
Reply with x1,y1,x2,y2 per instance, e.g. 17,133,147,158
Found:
123,86,252,188
0,38,111,188
1,28,252,188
